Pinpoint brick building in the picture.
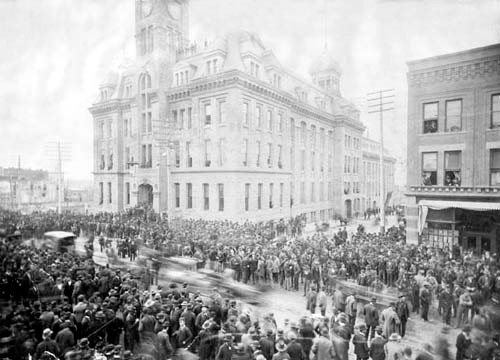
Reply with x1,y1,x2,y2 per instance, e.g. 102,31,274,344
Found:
89,0,394,223
405,43,500,253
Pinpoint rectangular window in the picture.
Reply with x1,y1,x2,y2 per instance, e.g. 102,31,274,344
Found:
174,141,180,168
277,145,282,169
172,110,178,128
218,138,226,166
125,147,130,169
300,182,305,204
108,182,112,204
245,183,250,211
218,101,226,124
267,143,273,168
301,150,305,171
187,107,192,129
204,140,211,167
492,94,500,129
147,144,152,168
278,114,283,132
99,182,103,205
218,184,224,211
258,183,262,210
267,110,273,131
444,151,461,186
243,139,248,166
311,182,315,202
179,109,185,130
124,119,129,137
445,99,462,132
256,141,261,167
290,182,294,207
269,183,274,209
186,183,192,209
206,61,211,75
147,112,152,133
423,102,438,133
203,183,209,210
311,151,315,171
279,183,284,208
174,183,180,208
490,149,500,186
125,182,130,205
256,105,262,128
141,145,146,167
243,102,249,126
141,113,146,133
204,103,212,125
186,142,192,167
422,152,438,185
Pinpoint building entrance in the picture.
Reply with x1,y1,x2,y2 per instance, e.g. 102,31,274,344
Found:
138,184,153,206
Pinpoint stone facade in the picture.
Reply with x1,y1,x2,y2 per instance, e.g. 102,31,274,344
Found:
89,0,392,223
405,43,500,251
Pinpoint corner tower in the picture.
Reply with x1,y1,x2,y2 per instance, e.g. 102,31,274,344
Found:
135,0,189,59
309,52,342,96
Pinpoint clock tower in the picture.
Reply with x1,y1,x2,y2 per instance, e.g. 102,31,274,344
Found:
135,0,189,59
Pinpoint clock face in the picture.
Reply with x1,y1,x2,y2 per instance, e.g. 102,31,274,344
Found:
142,0,153,17
167,1,181,20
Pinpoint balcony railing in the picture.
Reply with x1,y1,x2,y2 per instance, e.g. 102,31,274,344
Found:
407,185,500,196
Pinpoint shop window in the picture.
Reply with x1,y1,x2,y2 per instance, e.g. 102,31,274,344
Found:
444,151,461,186
491,149,500,186
445,99,462,132
492,94,500,129
423,102,438,133
422,152,437,185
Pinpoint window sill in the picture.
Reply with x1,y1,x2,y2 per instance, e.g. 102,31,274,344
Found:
419,131,468,136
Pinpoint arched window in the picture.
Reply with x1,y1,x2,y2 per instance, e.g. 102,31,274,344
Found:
138,72,153,135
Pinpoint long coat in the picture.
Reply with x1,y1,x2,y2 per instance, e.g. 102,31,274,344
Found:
380,308,400,338
310,336,335,360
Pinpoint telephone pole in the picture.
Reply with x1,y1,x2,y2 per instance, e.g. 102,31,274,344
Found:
45,142,71,214
367,89,394,234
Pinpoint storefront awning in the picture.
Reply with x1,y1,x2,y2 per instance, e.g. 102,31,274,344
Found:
419,199,500,211
417,200,500,235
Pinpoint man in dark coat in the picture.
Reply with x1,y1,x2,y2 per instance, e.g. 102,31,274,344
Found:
216,334,235,360
363,297,379,340
35,329,60,360
286,332,305,360
369,326,387,360
352,324,369,360
420,283,431,322
259,329,276,360
395,296,409,338
455,326,471,360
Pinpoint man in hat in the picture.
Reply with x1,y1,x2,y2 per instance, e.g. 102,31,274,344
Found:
306,285,317,314
455,326,471,360
55,320,75,357
396,294,409,338
182,302,197,336
369,326,387,360
384,333,403,360
363,297,379,341
331,313,351,360
352,324,369,360
381,303,401,339
286,332,305,360
457,287,473,328
158,321,174,360
216,334,234,360
259,329,276,360
35,329,60,360
273,339,291,360
345,293,358,329
420,283,431,322
438,284,454,326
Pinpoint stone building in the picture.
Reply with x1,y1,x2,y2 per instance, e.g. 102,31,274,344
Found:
89,0,393,223
405,43,500,253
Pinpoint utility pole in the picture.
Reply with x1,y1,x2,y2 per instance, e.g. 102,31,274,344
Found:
367,89,394,234
45,142,71,214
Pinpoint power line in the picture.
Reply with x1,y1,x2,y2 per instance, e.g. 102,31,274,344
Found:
367,89,395,234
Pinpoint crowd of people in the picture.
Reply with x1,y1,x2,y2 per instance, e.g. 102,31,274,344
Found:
1,207,500,360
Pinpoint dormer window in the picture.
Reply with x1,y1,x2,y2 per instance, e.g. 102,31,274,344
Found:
272,74,282,88
249,61,259,78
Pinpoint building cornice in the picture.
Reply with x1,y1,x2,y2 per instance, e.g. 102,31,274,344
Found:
167,70,365,131
407,54,500,88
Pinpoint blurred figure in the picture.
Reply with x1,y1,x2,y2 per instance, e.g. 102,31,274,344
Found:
455,326,471,360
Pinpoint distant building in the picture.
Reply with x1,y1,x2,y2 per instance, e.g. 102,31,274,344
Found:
405,43,500,253
0,167,58,211
89,0,394,223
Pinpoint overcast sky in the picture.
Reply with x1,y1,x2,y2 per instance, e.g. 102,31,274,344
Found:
0,0,499,181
